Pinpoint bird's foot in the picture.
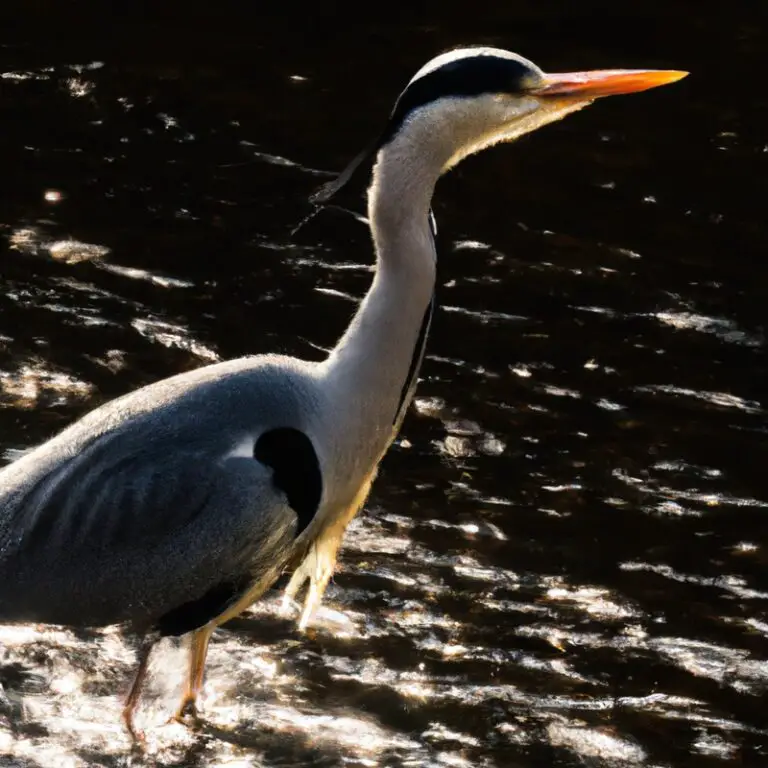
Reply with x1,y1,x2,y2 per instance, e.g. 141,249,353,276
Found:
169,698,203,730
297,604,317,632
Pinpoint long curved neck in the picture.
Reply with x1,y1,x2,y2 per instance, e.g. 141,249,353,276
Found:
321,138,441,475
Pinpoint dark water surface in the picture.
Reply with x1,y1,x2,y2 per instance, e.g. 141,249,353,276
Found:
1,3,767,766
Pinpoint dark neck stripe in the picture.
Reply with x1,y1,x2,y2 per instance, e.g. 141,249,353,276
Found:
393,294,435,427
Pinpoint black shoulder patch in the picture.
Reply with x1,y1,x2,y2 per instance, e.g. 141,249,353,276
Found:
254,428,322,535
155,575,252,637
381,55,536,146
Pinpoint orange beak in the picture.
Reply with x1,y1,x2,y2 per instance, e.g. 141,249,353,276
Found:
530,68,688,99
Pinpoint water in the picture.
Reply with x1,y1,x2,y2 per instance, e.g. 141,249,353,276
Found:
1,4,767,766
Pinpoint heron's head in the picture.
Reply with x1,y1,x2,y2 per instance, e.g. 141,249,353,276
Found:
312,47,687,204
386,47,687,172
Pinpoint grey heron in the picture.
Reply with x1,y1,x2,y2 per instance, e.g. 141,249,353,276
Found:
0,47,686,738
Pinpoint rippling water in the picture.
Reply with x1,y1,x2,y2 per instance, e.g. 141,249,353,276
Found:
1,4,767,766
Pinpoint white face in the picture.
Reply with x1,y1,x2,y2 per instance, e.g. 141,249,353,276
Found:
447,92,593,170
392,90,592,175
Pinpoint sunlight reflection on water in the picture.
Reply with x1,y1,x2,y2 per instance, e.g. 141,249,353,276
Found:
1,16,767,767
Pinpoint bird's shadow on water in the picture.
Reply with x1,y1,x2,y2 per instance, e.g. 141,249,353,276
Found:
209,615,420,767
64,712,351,768
199,721,344,767
73,740,212,768
197,717,420,768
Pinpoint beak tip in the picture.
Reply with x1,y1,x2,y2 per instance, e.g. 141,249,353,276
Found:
667,70,690,83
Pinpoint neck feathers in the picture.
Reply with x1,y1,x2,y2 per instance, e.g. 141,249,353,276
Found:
319,129,438,501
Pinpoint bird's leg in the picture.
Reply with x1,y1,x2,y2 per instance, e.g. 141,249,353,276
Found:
297,539,340,631
281,551,313,615
172,626,213,724
168,572,286,727
122,636,158,742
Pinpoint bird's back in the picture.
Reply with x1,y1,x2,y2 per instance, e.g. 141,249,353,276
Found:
0,354,322,631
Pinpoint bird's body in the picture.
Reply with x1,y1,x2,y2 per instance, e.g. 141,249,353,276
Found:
0,356,315,629
0,47,686,737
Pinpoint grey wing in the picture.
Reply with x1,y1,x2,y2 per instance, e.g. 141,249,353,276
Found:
0,438,298,631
